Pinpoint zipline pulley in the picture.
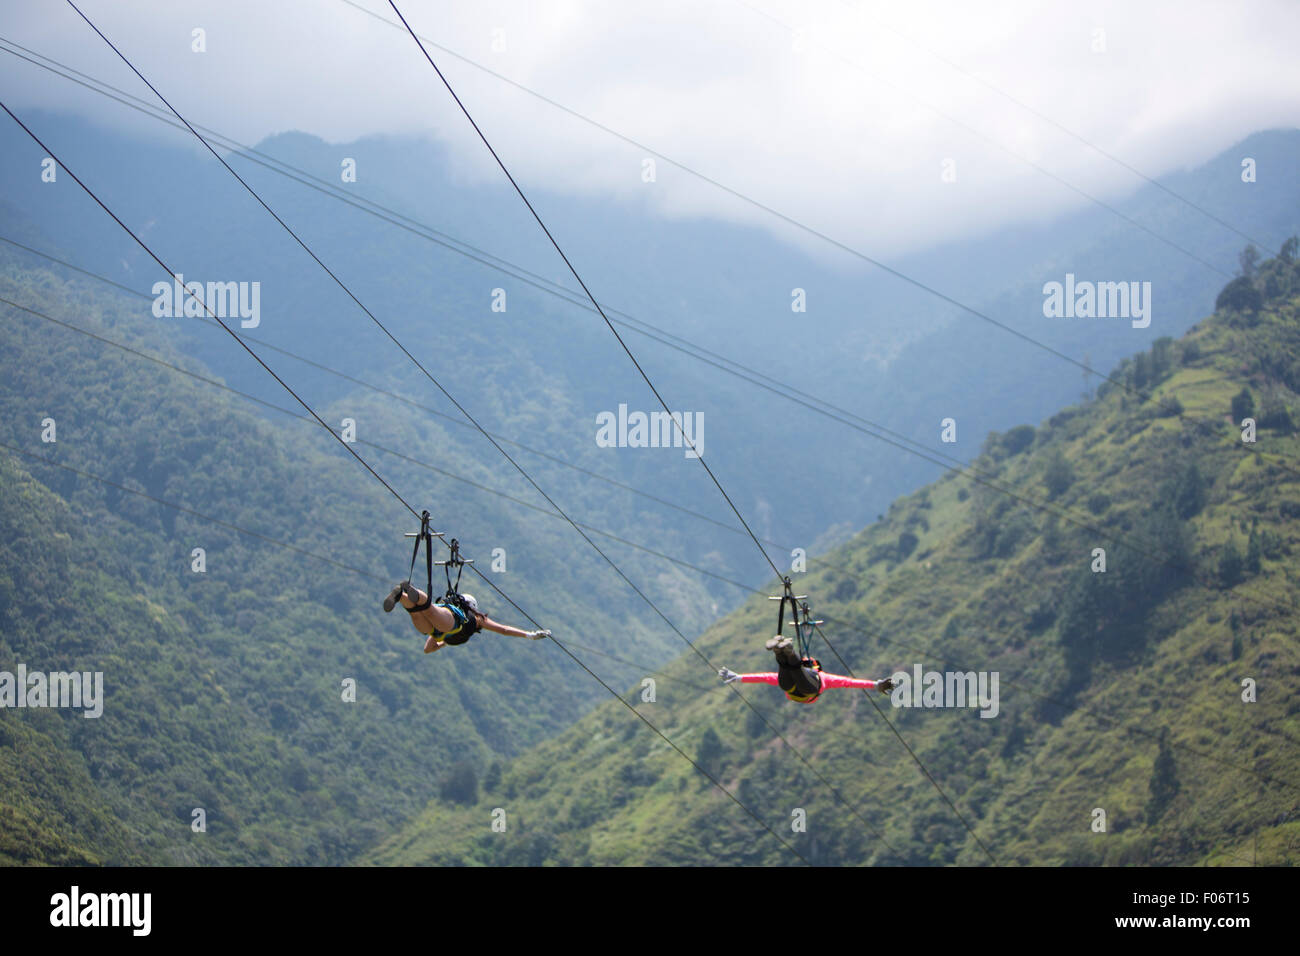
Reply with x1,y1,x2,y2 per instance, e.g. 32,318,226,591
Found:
434,536,475,604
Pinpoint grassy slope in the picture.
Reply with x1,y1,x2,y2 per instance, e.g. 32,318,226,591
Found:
0,251,696,864
368,255,1300,866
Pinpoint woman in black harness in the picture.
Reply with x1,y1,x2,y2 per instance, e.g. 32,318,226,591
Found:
384,583,549,653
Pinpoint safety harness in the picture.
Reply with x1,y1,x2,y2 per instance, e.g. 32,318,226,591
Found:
404,510,443,612
769,576,825,701
769,576,822,661
434,537,478,630
405,512,482,640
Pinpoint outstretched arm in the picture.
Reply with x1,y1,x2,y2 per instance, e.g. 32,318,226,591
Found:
818,673,894,692
480,616,551,640
718,668,780,686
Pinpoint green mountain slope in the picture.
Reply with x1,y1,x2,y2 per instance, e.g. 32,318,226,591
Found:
368,248,1300,866
0,247,708,865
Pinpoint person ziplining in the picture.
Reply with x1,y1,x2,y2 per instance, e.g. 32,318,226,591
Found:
717,579,894,703
718,637,894,703
383,512,550,653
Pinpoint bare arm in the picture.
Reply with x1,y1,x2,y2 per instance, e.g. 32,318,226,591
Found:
480,616,533,638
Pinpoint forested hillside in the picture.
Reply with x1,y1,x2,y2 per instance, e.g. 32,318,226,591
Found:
2,109,1296,867
3,109,1296,591
0,242,707,864
370,249,1300,866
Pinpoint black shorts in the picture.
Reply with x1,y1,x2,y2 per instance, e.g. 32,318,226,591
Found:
432,603,476,645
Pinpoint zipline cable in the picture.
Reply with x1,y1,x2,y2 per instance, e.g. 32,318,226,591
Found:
810,620,997,863
52,2,1298,857
365,0,1274,413
5,287,903,856
0,230,795,555
5,38,1297,489
386,0,784,579
0,98,812,869
0,99,418,523
0,429,714,694
56,0,908,855
9,280,1297,802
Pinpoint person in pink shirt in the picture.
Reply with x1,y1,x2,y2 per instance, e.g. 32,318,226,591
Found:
718,636,894,704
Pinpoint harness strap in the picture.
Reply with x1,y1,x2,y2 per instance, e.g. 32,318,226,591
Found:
772,577,815,660
442,538,464,602
405,511,434,612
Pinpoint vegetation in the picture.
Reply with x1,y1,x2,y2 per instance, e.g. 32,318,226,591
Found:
0,247,702,864
3,127,1297,865
368,248,1300,866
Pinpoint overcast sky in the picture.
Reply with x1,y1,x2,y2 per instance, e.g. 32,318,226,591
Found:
3,0,1298,261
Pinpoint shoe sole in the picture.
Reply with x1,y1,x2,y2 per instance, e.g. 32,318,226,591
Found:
382,584,406,613
766,636,802,667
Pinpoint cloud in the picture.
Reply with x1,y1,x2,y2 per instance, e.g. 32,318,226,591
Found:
4,0,1298,260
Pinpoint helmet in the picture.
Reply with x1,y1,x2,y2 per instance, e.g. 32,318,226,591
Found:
460,593,480,615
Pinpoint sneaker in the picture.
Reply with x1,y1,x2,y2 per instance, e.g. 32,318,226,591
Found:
877,677,896,694
767,636,800,667
382,582,408,613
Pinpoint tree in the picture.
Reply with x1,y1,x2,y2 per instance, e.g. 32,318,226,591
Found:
1215,276,1262,315
1057,567,1114,689
1164,462,1207,520
1132,351,1151,390
1001,424,1036,456
1246,527,1262,575
696,727,724,777
1043,448,1074,499
1260,402,1296,434
440,759,479,805
1218,539,1244,588
1056,503,1192,690
1280,236,1298,264
1150,337,1174,382
1145,728,1179,824
1238,243,1260,277
1231,388,1255,422
1156,396,1183,418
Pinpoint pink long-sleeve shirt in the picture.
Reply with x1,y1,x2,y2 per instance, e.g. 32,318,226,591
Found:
735,671,881,703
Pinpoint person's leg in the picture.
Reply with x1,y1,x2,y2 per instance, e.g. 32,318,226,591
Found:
768,638,821,698
400,587,456,636
776,661,822,698
767,635,801,665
